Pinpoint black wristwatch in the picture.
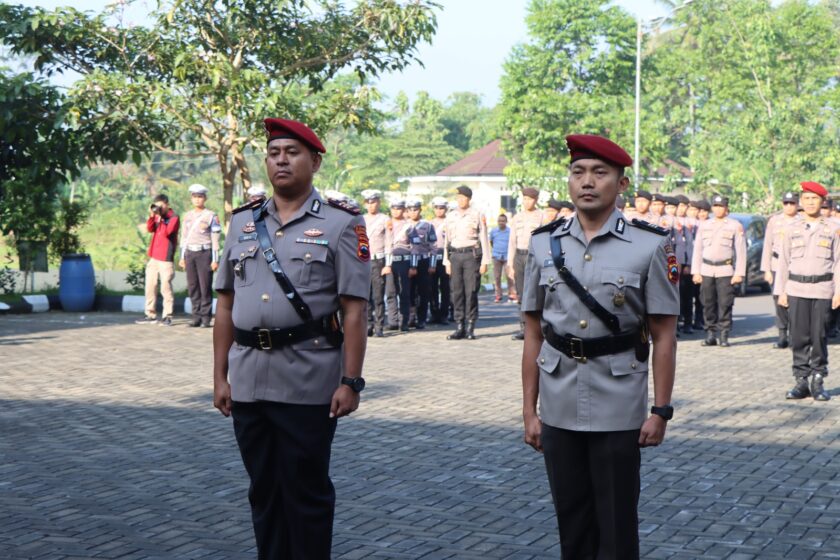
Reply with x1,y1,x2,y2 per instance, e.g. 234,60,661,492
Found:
341,376,366,393
650,405,674,421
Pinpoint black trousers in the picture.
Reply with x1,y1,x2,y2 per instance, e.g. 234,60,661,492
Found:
385,272,400,327
789,296,831,379
410,257,431,324
368,259,386,329
701,276,735,333
693,283,704,326
679,269,694,327
449,250,481,323
232,401,337,560
430,254,451,322
514,250,528,330
542,425,641,560
185,249,213,320
769,272,789,331
390,259,411,323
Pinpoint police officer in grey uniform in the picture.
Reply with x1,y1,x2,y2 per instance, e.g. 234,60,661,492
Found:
508,187,543,340
761,191,799,348
180,183,222,327
521,134,679,559
406,197,437,329
213,118,370,559
362,189,391,337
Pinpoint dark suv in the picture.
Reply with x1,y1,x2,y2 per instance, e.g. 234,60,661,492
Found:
729,213,772,296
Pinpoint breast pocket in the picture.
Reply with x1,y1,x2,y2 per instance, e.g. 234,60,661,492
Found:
817,238,833,259
791,240,806,260
230,245,259,287
288,245,331,291
609,348,648,376
600,268,641,313
702,232,712,247
720,231,734,247
539,266,561,290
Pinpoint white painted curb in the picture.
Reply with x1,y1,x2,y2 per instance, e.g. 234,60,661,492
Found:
22,295,49,313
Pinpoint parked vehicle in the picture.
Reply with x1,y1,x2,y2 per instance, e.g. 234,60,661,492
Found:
729,213,772,296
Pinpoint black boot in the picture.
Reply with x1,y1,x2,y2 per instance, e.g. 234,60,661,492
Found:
773,329,789,349
465,321,477,340
367,325,374,337
682,322,693,334
400,319,409,332
719,331,730,347
447,322,465,340
374,328,384,337
702,331,717,346
786,378,811,399
188,318,202,328
811,374,830,401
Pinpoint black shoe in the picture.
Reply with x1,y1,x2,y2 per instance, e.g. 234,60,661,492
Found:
188,318,202,328
374,328,384,337
511,331,525,341
447,322,466,340
786,378,811,400
811,374,830,401
466,321,477,340
159,317,172,327
416,322,426,330
386,324,400,331
399,320,409,332
830,329,839,339
135,316,158,324
693,321,704,330
719,331,730,347
682,324,693,334
200,321,212,328
701,332,717,346
773,330,789,349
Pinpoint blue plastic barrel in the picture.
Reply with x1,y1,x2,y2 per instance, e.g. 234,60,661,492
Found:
59,254,96,312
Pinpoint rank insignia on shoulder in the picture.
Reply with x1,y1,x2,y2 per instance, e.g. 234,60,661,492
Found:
311,199,322,214
232,199,263,215
326,197,360,215
631,219,669,235
616,218,626,234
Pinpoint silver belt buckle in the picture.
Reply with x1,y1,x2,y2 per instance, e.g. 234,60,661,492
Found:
257,329,273,350
569,337,585,361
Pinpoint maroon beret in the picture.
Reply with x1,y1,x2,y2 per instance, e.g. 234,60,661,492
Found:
566,134,633,168
801,181,828,198
263,118,326,153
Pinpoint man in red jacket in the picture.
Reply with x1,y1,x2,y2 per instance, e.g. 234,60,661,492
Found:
136,194,180,326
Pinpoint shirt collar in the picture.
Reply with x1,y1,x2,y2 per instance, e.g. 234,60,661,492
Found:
265,187,325,227
553,209,631,242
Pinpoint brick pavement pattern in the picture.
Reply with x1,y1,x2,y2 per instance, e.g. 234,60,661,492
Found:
1,294,839,559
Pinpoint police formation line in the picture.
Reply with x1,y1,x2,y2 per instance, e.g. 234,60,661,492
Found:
150,116,836,560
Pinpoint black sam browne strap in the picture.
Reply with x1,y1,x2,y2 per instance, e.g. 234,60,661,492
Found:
252,204,314,323
549,234,621,334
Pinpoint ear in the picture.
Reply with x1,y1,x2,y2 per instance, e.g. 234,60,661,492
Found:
617,174,630,193
312,152,322,173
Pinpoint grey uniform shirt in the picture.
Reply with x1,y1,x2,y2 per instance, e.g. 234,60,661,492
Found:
521,210,680,432
215,189,371,405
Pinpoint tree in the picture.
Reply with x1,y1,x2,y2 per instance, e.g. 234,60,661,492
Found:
439,91,497,152
0,0,440,220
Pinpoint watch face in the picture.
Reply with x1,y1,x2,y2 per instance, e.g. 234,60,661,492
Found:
354,377,366,392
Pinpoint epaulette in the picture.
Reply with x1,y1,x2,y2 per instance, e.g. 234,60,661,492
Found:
231,198,264,215
630,218,669,235
531,217,566,235
327,197,360,215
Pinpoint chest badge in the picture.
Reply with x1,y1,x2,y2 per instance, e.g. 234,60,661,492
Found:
242,221,256,233
304,229,324,237
613,291,626,307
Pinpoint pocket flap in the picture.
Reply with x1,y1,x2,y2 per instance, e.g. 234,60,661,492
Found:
537,342,562,374
601,268,640,289
609,349,648,376
290,245,329,264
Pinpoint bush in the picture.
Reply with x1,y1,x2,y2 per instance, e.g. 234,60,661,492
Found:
126,261,145,291
50,198,89,259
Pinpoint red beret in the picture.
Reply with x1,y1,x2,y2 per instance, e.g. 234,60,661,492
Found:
801,181,828,198
263,118,326,153
566,134,633,168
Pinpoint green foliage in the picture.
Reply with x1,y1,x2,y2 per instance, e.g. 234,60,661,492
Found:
0,0,441,219
49,197,88,258
125,261,145,291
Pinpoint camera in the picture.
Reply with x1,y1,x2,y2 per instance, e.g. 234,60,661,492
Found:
150,203,162,214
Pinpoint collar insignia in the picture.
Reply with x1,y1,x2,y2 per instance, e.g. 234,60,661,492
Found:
616,218,626,234
311,199,321,214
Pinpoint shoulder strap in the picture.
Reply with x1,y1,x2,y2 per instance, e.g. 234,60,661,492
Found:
549,234,621,334
531,217,566,236
252,204,314,323
630,219,669,236
233,199,263,215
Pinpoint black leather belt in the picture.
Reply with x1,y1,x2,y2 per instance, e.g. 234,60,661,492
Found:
789,273,833,284
516,249,529,255
703,258,733,266
542,326,640,361
234,315,343,350
449,246,478,254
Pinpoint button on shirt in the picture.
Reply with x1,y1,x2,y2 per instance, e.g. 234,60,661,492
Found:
775,217,840,300
215,190,370,405
489,226,511,261
507,209,544,262
521,211,680,431
691,217,747,277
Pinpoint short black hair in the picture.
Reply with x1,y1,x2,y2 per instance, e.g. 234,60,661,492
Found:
153,194,169,204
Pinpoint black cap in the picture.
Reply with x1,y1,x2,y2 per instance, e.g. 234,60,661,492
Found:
634,190,652,200
456,185,472,198
781,191,798,203
675,194,690,205
711,195,728,207
547,199,563,210
651,193,668,203
558,200,575,210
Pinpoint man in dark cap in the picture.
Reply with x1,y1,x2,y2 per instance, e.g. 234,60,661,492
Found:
542,199,562,223
691,195,747,347
521,133,679,559
443,185,491,340
761,191,799,348
362,189,391,337
558,200,575,219
777,182,838,401
213,117,370,558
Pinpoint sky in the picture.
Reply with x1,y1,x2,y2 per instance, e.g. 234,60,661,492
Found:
21,0,669,106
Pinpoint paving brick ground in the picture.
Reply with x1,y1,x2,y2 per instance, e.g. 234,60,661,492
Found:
1,292,839,559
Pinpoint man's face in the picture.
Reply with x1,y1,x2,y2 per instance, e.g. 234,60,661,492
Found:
782,201,798,217
686,206,699,219
567,159,626,214
712,205,727,219
366,199,380,214
497,216,508,229
698,209,710,220
665,204,677,216
650,200,664,215
522,196,537,211
634,197,650,213
559,207,574,218
456,194,470,209
433,206,447,218
191,194,206,208
676,203,688,217
265,139,320,193
390,207,404,219
820,205,831,217
800,192,822,217
407,207,421,220
543,207,559,222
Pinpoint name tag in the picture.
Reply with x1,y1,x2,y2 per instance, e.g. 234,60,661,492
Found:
543,258,554,267
238,233,257,242
295,238,329,246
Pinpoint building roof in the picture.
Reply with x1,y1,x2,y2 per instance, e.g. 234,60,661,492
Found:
437,139,508,177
